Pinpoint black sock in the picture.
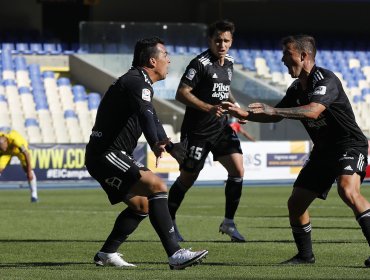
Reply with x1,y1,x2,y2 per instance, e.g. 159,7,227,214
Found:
291,222,314,259
101,207,147,253
224,176,243,219
168,178,188,220
148,192,181,257
357,209,370,246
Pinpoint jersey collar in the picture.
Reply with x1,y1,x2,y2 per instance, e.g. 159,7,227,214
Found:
133,66,153,86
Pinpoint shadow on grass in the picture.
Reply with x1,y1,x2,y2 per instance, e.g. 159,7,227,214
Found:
0,239,366,244
253,226,359,230
0,261,367,270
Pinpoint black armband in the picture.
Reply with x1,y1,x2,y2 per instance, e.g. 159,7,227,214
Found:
165,142,174,152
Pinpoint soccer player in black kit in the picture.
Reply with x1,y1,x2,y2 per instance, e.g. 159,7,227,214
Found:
168,20,246,242
85,37,208,270
222,35,370,267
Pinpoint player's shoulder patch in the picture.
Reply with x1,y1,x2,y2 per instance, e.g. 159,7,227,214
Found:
185,68,197,80
142,88,151,101
313,85,327,95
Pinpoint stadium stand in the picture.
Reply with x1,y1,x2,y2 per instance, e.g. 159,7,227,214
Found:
1,34,369,142
0,50,100,143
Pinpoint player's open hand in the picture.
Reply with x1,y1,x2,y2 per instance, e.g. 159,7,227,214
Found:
221,101,249,119
248,103,276,115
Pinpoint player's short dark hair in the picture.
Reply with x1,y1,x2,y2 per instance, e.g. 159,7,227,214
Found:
281,35,317,58
207,20,235,38
132,36,165,67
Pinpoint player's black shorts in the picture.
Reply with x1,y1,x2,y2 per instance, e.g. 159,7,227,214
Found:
294,148,368,200
181,125,242,173
85,150,149,205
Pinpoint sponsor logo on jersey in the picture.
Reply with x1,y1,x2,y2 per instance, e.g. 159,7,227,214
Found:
211,83,230,100
227,68,232,81
212,83,230,92
313,86,327,95
185,68,197,80
142,88,151,101
212,73,218,78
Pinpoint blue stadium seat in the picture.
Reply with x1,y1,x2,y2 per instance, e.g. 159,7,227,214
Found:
34,94,49,110
43,43,62,55
14,56,28,71
19,86,32,94
353,95,365,103
228,49,241,64
3,79,17,86
57,77,71,86
15,42,32,55
1,43,17,54
29,43,46,55
188,46,201,55
72,85,87,101
175,45,188,55
28,64,41,76
64,109,78,119
361,88,370,97
165,45,175,55
0,126,11,132
88,93,101,110
43,71,55,79
25,118,39,127
1,50,14,70
35,101,49,111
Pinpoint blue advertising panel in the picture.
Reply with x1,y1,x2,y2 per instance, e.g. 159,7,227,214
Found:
0,143,147,182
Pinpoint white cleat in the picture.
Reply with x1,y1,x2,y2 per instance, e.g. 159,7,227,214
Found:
94,251,136,267
168,248,208,270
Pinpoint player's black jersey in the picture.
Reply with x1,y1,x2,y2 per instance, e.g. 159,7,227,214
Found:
180,49,234,139
276,65,368,155
86,67,167,155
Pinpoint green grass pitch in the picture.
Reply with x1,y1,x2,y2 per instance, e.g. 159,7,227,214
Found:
0,185,369,279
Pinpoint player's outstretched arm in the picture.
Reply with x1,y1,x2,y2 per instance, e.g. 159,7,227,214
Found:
222,101,283,123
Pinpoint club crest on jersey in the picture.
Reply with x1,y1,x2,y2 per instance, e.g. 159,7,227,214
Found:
185,68,196,80
142,88,151,101
313,86,327,95
227,68,232,81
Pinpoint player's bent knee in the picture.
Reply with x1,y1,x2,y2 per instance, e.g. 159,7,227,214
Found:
143,172,168,193
128,196,149,214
